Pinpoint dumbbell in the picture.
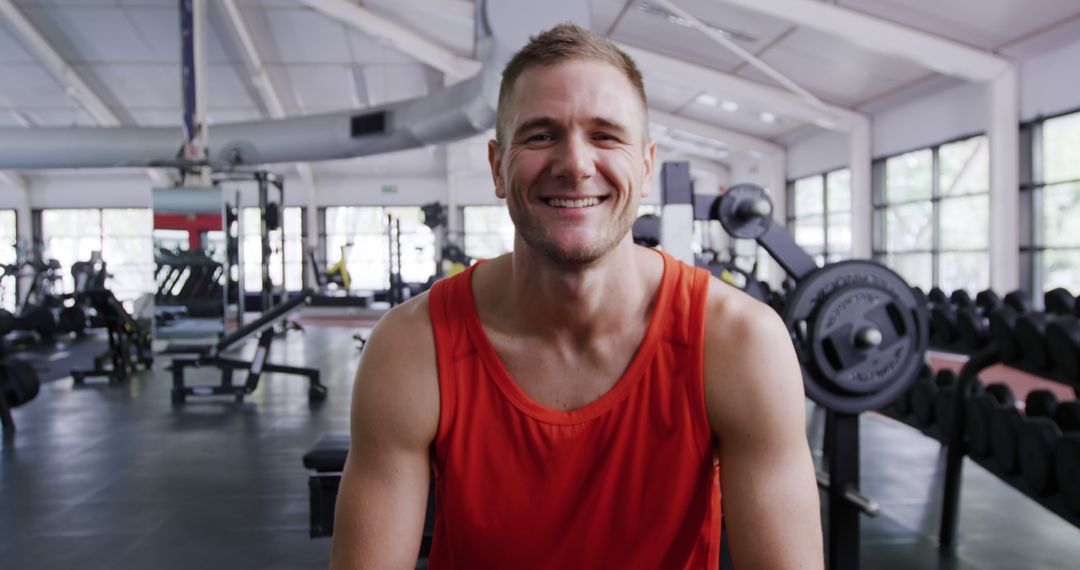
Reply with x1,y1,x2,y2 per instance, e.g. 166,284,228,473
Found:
911,369,957,428
893,363,931,417
988,290,1035,364
1017,390,1068,494
14,305,58,337
988,384,1023,474
934,372,984,438
1054,404,1080,514
966,382,1015,459
1015,289,1078,372
1046,316,1080,380
955,289,1002,352
928,287,949,305
930,292,963,349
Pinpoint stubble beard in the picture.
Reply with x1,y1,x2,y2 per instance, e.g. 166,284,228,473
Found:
508,192,636,265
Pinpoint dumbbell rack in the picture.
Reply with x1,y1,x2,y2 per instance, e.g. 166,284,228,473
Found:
938,345,1080,544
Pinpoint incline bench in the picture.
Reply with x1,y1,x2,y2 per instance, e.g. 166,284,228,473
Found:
303,434,435,557
169,289,326,404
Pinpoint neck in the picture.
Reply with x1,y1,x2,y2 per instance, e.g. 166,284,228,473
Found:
490,237,662,342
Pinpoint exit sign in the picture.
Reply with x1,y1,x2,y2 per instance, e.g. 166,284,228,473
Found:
381,184,398,194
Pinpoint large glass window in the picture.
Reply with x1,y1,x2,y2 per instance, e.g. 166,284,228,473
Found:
1031,110,1080,295
0,211,16,311
463,205,514,259
874,136,989,293
240,206,304,292
788,168,852,265
41,208,154,303
323,207,435,291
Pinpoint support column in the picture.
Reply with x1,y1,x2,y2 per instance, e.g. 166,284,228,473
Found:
988,66,1020,293
849,118,872,260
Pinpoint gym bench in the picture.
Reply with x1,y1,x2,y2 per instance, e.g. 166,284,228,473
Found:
170,289,326,404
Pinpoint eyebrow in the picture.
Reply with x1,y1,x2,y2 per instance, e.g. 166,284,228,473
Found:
512,116,632,139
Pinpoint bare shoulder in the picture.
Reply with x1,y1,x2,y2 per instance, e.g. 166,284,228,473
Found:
702,277,806,438
350,292,439,451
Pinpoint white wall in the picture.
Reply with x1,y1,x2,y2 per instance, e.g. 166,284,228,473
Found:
1020,37,1080,121
786,130,848,179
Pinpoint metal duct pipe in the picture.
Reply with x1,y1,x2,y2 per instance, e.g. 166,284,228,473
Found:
0,0,589,171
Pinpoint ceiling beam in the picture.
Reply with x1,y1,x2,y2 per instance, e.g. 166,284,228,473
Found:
0,0,172,184
717,0,1011,81
0,171,28,192
650,110,783,156
620,44,864,132
296,0,481,81
219,0,317,186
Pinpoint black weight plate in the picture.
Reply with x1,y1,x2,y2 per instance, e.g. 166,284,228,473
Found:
1046,317,1080,380
1054,401,1080,433
784,260,927,414
975,289,1002,311
1056,436,1080,514
991,407,1023,474
956,309,990,352
950,289,973,308
809,283,916,395
1,358,40,407
935,387,957,437
966,395,995,459
715,184,772,239
985,382,1016,407
1045,287,1076,316
1025,389,1059,419
1019,417,1062,495
1016,314,1054,370
911,377,937,427
988,307,1023,363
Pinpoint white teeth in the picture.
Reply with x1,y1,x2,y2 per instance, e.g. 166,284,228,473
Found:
548,197,600,208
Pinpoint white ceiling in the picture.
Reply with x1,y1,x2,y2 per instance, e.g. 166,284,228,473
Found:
1,0,1079,180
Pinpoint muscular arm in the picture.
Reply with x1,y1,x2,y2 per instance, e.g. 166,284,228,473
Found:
330,296,440,569
705,283,824,569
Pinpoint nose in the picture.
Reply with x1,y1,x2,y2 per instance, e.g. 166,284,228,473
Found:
550,132,596,182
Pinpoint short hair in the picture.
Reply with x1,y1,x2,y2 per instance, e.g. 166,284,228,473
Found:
494,23,648,147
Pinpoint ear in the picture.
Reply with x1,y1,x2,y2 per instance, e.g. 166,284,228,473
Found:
641,138,657,197
488,139,506,199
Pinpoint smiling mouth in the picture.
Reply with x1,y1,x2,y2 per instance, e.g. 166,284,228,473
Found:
543,196,607,209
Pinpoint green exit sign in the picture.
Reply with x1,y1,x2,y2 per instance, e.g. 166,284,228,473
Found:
381,184,398,194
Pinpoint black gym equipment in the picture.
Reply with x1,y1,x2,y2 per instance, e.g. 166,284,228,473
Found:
70,288,154,385
0,357,40,433
675,169,928,570
168,289,325,404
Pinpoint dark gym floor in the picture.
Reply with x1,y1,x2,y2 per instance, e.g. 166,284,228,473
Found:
2,326,1080,569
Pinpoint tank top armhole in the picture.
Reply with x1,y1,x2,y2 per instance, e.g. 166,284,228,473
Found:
688,266,714,460
428,278,457,452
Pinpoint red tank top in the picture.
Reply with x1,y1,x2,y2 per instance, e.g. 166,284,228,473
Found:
427,251,720,569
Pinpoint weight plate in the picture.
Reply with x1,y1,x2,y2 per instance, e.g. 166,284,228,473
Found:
1019,417,1061,495
784,260,928,414
715,184,772,240
990,407,1022,474
966,395,994,459
1056,436,1080,514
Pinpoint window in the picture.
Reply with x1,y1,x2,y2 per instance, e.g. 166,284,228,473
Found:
323,207,435,291
240,206,304,292
873,136,989,293
787,168,852,265
41,208,154,303
1029,110,1080,296
463,205,514,259
0,211,16,311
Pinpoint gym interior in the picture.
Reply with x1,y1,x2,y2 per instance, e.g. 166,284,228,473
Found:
1,0,1079,568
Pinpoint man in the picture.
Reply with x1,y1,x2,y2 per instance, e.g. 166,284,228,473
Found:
331,24,822,569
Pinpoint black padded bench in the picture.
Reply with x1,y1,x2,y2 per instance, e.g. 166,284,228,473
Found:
303,434,435,556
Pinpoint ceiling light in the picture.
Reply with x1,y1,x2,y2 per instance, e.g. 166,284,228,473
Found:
721,100,738,113
696,93,718,106
759,111,776,124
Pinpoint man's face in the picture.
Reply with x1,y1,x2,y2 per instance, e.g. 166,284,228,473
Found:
489,59,656,265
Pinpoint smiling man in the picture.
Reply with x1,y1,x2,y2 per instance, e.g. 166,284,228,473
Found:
331,23,823,569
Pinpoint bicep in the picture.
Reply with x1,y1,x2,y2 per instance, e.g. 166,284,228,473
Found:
331,301,439,570
705,295,823,569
